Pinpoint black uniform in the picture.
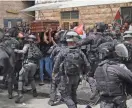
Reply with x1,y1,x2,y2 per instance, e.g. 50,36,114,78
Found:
53,47,90,108
48,45,65,104
14,36,42,103
95,59,132,108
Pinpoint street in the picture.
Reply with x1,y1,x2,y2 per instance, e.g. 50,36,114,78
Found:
0,81,132,108
0,89,97,108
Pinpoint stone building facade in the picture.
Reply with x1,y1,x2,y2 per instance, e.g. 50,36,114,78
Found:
0,1,34,28
36,2,132,29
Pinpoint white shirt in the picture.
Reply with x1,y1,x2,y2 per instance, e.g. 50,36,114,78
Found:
129,25,132,31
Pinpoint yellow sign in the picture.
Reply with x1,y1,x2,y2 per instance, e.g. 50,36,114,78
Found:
6,10,19,14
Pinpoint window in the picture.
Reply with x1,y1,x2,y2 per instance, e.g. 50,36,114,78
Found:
63,22,70,30
61,11,79,19
71,11,79,19
8,21,12,28
121,7,132,23
17,21,22,26
61,11,70,19
4,19,22,28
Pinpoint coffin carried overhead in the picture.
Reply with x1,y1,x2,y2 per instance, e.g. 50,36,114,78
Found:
30,20,59,33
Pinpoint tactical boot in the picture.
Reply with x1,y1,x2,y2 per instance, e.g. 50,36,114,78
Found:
14,84,18,91
85,105,92,108
39,81,44,86
33,89,38,97
8,94,13,99
48,99,54,106
15,90,24,103
59,98,64,102
8,82,13,99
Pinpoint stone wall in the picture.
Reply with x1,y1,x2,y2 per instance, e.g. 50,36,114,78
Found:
38,3,132,29
0,1,34,28
36,9,60,22
79,3,132,29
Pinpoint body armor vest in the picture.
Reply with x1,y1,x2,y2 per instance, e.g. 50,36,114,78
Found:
95,61,125,96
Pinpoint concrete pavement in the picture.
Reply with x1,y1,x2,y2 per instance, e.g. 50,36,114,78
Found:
0,80,132,108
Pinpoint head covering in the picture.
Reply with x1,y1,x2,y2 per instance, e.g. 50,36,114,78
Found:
27,35,36,42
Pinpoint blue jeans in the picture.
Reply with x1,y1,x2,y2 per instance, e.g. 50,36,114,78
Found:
39,56,53,81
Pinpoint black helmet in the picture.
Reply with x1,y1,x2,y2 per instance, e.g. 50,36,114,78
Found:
96,22,106,33
98,41,128,60
4,32,10,37
98,42,114,60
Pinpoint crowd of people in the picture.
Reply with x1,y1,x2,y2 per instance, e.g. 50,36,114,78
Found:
1,21,132,108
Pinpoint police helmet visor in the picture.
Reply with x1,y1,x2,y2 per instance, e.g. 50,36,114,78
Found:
66,31,78,36
66,31,81,42
115,43,128,58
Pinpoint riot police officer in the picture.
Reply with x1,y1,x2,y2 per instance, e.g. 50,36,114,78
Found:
52,30,90,108
14,35,42,103
48,46,63,106
48,31,67,106
75,23,108,99
95,41,132,108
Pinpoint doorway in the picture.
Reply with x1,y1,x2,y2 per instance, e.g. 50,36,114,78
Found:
63,22,70,30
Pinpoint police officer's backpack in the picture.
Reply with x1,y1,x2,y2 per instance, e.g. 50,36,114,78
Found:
63,49,82,76
28,44,43,61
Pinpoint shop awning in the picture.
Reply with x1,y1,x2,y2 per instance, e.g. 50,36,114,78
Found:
21,0,132,12
20,3,62,12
